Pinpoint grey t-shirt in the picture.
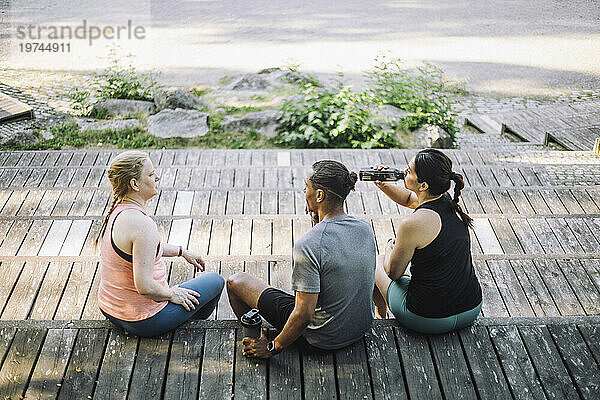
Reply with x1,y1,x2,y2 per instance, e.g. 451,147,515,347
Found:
292,214,376,349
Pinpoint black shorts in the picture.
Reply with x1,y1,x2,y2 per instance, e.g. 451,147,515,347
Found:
257,287,328,353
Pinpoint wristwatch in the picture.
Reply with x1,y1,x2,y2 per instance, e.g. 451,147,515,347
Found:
267,340,281,355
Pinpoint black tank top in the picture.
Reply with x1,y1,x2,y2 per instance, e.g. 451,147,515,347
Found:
406,193,482,318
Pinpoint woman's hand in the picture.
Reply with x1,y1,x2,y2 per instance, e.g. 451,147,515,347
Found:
372,164,390,191
169,285,201,311
182,250,206,272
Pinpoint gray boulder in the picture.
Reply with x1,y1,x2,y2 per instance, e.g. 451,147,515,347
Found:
413,124,453,149
221,109,280,138
91,99,155,118
154,87,207,111
221,68,315,92
148,109,209,138
0,127,38,147
75,118,141,132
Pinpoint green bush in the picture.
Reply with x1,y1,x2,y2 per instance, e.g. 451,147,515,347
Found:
96,53,158,101
276,83,397,149
366,55,460,139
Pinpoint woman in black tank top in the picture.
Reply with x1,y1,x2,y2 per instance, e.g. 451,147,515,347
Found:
371,149,482,335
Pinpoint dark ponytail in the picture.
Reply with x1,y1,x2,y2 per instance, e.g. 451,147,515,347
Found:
450,171,473,228
310,160,357,205
414,149,473,229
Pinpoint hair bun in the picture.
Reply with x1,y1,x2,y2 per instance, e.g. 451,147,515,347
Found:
348,171,358,186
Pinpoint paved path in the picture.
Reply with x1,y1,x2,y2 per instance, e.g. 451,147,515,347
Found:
1,0,600,96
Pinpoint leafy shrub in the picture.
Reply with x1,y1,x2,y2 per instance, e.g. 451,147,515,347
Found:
95,52,158,101
68,88,92,116
276,83,397,149
366,55,460,139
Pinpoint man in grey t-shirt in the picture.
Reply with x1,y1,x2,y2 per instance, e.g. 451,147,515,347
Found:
227,160,376,358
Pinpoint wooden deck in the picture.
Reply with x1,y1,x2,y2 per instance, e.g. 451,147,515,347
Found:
465,100,600,149
0,148,599,399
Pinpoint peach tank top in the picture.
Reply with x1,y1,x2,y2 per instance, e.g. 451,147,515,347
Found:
98,203,168,321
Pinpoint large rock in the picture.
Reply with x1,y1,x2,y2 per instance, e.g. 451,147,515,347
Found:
221,68,315,92
154,87,207,111
147,109,209,138
0,127,38,147
75,118,141,132
221,109,280,137
91,99,156,118
413,124,453,149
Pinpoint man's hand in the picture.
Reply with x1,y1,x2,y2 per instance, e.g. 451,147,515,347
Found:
241,329,273,359
182,250,206,272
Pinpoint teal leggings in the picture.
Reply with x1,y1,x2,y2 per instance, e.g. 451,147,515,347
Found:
387,276,482,335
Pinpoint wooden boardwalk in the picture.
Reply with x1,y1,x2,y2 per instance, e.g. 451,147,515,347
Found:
0,148,599,399
465,100,600,150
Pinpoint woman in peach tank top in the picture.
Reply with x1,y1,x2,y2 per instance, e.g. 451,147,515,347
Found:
97,150,224,337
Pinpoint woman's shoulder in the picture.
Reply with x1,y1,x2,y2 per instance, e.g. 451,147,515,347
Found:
113,208,156,233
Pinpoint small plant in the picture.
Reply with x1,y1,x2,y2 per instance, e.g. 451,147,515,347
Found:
277,82,397,149
95,48,159,101
366,54,460,139
68,88,92,116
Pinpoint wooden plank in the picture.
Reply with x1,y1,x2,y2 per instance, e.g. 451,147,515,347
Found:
209,218,232,256
458,326,512,400
510,260,560,317
269,260,292,293
0,190,28,215
163,329,204,400
24,329,77,400
209,190,227,215
487,260,534,316
188,219,212,256
519,325,580,399
279,190,295,214
570,189,600,213
230,219,252,255
535,259,585,315
251,219,272,255
198,329,235,399
474,260,508,317
545,218,582,253
488,219,523,254
262,191,278,214
38,220,72,256
335,339,373,399
476,190,501,214
268,332,302,400
472,218,503,254
579,258,600,296
191,191,210,215
565,218,600,253
1,261,49,320
0,328,46,399
217,261,243,319
226,190,244,215
364,325,408,400
234,329,268,400
54,262,98,320
493,189,518,213
69,189,95,215
528,218,564,254
301,351,337,399
461,190,484,214
59,219,92,256
244,191,261,214
578,324,600,366
0,219,31,255
488,325,547,400
156,190,177,215
29,262,73,320
128,333,171,400
548,325,600,400
80,266,104,320
558,259,600,315
272,219,293,255
93,329,138,400
508,219,544,254
16,189,44,216
394,328,443,400
428,331,477,400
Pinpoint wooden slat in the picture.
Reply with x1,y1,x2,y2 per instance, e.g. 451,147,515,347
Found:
519,325,580,399
535,259,585,315
93,329,138,400
335,339,373,399
268,332,302,400
54,262,99,320
24,329,77,400
128,333,171,400
510,260,560,317
0,328,46,399
487,260,534,316
488,325,546,400
301,351,337,399
163,328,204,400
29,262,73,319
548,325,600,400
1,261,49,320
394,328,442,400
198,329,235,399
364,325,408,400
234,329,267,400
459,326,512,400
474,260,508,317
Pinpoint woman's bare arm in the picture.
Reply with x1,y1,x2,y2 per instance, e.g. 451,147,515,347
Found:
374,182,420,209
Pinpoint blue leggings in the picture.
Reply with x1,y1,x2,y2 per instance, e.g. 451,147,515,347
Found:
387,276,482,335
101,272,225,337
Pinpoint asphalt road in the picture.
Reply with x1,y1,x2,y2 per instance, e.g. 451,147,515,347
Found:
1,0,599,96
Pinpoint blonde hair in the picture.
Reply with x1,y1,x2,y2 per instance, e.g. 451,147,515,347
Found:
95,150,150,247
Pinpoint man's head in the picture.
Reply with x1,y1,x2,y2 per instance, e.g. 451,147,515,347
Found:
304,160,357,220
